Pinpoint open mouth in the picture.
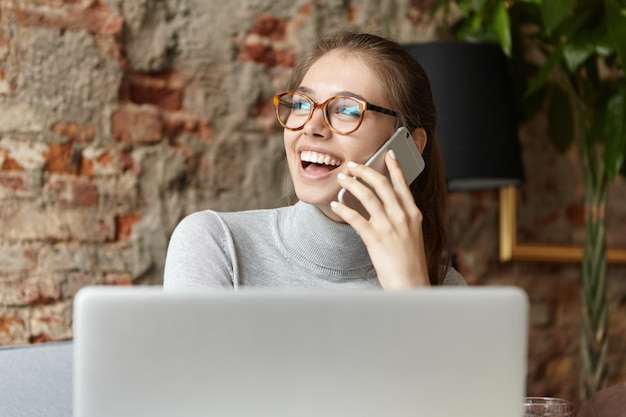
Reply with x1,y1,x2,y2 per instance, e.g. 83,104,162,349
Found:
300,150,342,172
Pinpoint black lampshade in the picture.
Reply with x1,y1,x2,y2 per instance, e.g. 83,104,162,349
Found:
405,42,524,191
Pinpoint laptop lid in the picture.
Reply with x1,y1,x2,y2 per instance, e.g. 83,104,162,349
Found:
73,286,528,417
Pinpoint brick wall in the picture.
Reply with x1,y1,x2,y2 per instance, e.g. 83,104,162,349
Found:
0,0,624,403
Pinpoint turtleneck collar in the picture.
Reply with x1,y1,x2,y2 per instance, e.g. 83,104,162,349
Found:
277,201,375,276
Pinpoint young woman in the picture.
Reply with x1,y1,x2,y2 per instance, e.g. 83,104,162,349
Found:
164,31,465,289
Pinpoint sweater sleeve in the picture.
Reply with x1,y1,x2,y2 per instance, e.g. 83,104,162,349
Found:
163,211,236,290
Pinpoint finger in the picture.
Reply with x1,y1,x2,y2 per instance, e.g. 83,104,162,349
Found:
385,149,408,187
346,158,410,223
384,151,420,214
337,167,391,218
329,200,372,233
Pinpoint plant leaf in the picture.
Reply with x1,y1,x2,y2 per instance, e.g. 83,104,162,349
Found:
563,43,594,73
621,141,626,178
470,0,487,11
457,0,474,16
548,85,575,153
603,85,626,180
541,0,576,34
526,44,564,97
559,1,605,44
492,1,512,56
605,0,626,67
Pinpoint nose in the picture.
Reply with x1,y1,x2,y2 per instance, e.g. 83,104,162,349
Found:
303,106,332,139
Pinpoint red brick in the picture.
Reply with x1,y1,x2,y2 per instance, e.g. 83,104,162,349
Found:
1,277,61,306
0,317,21,334
116,214,141,240
81,130,96,145
123,72,184,111
347,7,358,22
10,0,123,35
298,4,312,15
1,149,24,171
48,177,99,206
89,151,115,174
84,0,123,35
274,49,297,68
0,317,27,346
45,143,78,174
240,42,297,68
79,158,95,176
29,304,74,343
112,104,164,144
97,151,115,167
104,273,133,286
249,14,287,40
51,122,95,142
1,158,24,171
241,43,278,66
0,174,27,191
162,111,212,140
130,83,182,110
119,151,139,174
30,333,53,343
79,150,117,177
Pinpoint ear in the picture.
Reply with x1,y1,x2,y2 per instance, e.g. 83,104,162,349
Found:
412,127,427,154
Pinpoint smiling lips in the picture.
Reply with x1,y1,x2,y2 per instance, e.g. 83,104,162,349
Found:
300,150,342,171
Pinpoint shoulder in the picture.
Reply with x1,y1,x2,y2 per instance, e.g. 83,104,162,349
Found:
164,207,284,290
168,207,285,254
174,209,222,230
173,207,279,234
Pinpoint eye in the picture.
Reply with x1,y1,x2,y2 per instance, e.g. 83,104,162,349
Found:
291,97,312,113
338,105,361,116
332,98,362,118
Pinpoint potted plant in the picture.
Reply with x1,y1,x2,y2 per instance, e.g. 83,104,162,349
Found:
433,0,626,401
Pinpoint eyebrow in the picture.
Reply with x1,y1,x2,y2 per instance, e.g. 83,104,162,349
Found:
295,86,368,103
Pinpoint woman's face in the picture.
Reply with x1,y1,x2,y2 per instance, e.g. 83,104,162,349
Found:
284,50,397,221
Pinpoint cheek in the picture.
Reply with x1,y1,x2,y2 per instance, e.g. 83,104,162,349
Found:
283,128,298,143
346,123,396,162
344,139,386,164
283,131,295,154
283,132,299,167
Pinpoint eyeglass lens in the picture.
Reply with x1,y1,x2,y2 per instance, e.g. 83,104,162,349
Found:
276,93,364,134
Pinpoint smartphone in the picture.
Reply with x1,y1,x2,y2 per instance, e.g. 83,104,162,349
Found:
337,126,425,217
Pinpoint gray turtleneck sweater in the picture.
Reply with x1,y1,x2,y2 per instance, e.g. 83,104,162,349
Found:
163,201,465,289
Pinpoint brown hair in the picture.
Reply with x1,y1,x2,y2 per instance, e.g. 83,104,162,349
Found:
288,31,450,285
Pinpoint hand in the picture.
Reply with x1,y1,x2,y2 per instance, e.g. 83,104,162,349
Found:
331,150,430,288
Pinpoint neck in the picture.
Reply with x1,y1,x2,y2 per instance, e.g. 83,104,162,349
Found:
317,204,345,223
279,201,372,272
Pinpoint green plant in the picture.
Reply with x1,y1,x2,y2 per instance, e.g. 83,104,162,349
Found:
433,0,626,401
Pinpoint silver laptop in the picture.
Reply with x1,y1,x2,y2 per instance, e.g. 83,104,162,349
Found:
73,286,528,417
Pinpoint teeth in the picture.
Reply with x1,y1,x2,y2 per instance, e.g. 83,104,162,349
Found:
301,151,341,166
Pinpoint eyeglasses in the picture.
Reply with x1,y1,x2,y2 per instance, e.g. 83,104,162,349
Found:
273,91,397,135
